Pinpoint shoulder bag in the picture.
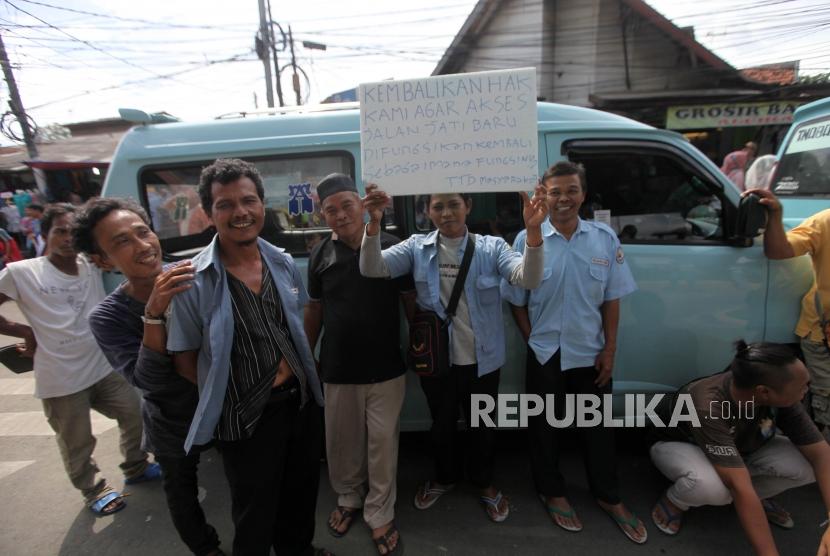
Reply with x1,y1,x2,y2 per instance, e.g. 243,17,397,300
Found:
408,234,475,378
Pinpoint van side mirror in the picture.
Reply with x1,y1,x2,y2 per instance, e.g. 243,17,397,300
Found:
733,193,768,246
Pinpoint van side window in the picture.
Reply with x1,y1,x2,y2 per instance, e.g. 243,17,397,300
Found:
414,192,524,244
568,150,724,243
139,152,358,255
772,115,830,196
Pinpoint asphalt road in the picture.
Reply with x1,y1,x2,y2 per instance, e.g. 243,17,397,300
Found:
0,301,826,556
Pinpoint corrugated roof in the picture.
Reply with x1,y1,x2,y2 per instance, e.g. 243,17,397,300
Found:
739,62,799,85
0,131,125,172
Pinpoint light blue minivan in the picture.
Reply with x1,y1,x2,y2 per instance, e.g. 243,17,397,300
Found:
102,100,823,428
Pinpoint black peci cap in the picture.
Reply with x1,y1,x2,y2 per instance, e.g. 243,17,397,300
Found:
316,173,358,204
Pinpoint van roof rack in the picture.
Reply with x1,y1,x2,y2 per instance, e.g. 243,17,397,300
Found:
215,102,359,120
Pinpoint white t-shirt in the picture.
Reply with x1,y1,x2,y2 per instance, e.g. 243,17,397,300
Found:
0,256,113,398
437,235,477,366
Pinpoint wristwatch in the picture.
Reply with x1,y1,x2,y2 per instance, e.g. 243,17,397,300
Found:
141,312,165,325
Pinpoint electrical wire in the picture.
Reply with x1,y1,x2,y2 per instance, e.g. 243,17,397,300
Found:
3,0,189,80
27,50,257,110
2,0,827,117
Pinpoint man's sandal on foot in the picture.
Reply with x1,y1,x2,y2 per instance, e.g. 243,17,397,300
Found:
539,494,582,532
413,481,454,510
480,491,509,523
603,507,648,544
763,498,794,529
89,491,126,516
125,462,162,485
651,495,683,536
327,506,358,538
373,523,403,556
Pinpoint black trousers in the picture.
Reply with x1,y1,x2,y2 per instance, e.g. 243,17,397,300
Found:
419,364,500,488
526,349,620,504
156,450,221,556
217,391,322,556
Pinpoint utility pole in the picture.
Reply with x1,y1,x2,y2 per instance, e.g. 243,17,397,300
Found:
288,26,301,105
0,32,46,192
256,0,275,108
266,0,285,107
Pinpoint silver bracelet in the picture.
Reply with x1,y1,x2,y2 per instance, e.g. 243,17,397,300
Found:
141,315,165,326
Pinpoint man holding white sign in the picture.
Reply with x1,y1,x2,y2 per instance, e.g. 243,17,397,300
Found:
360,183,547,524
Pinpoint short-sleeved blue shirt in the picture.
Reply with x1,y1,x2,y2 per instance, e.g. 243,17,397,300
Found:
167,235,324,452
501,218,636,370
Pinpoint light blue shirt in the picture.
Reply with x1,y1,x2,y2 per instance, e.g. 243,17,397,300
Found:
167,236,324,452
375,230,524,377
501,218,637,370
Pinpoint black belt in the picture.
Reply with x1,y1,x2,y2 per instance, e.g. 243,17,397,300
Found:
269,376,300,402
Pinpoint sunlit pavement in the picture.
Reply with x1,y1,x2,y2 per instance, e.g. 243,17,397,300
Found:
0,302,825,555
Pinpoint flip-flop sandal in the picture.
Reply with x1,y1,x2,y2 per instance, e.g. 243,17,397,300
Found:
604,507,648,544
89,491,126,516
373,523,404,556
413,481,454,510
327,506,358,538
651,496,683,536
538,494,582,532
480,491,509,523
762,498,794,529
125,462,162,485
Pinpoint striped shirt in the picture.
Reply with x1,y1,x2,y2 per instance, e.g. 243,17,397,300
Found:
217,261,308,441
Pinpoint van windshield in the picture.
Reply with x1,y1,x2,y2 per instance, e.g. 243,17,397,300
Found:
773,116,830,196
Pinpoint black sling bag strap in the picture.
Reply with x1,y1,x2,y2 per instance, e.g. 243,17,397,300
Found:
445,233,476,321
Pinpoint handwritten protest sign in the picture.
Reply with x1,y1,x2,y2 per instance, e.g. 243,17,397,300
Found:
359,68,538,194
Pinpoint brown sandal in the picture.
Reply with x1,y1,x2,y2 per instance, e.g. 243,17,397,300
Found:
373,523,403,555
327,506,358,538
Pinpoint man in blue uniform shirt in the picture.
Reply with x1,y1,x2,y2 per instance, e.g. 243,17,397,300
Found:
502,161,646,544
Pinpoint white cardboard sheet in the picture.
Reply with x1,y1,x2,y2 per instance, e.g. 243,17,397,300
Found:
359,68,538,194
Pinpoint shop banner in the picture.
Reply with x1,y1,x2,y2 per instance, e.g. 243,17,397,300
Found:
666,101,803,130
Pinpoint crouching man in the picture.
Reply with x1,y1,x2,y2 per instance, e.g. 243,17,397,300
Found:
650,341,830,556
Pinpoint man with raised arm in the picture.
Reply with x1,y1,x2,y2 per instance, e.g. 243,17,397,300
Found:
78,198,223,555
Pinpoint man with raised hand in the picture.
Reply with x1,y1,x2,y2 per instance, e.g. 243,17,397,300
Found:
748,186,830,440
77,197,223,555
502,161,644,544
305,173,414,555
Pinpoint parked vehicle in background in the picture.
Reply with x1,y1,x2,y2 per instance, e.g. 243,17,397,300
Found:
771,97,830,214
103,101,803,427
